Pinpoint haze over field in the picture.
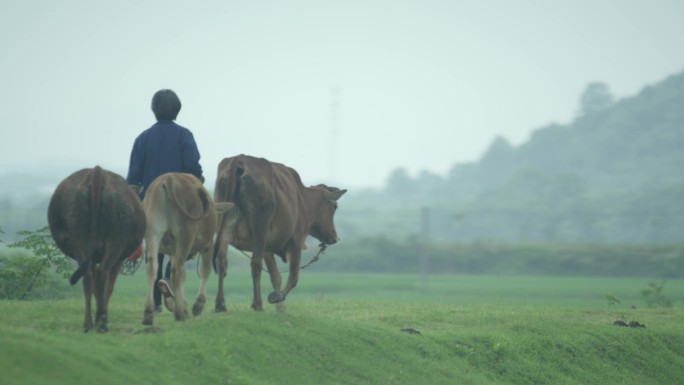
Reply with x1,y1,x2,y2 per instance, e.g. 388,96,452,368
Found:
1,0,683,188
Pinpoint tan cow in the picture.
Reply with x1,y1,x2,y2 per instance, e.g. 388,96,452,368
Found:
141,172,233,325
213,154,346,312
48,166,146,332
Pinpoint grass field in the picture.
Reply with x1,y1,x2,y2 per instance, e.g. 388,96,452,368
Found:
1,271,683,385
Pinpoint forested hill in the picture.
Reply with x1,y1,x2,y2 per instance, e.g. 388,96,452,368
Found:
342,69,684,243
476,70,684,195
1,70,683,245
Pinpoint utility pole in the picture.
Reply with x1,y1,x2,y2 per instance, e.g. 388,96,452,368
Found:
329,87,340,185
420,206,430,291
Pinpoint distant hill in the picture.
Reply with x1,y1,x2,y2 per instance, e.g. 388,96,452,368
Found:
341,69,684,243
2,71,684,244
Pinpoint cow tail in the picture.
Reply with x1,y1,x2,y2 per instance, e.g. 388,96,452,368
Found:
70,166,103,285
212,175,229,272
164,175,205,221
69,260,90,285
212,162,242,273
197,188,210,215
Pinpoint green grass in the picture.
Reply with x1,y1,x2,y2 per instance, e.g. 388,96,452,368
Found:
109,269,684,308
1,272,683,385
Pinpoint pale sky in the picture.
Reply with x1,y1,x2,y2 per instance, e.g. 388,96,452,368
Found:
1,0,683,189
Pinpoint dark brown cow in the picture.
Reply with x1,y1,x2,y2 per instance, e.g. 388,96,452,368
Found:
141,172,233,325
213,154,346,312
48,166,146,332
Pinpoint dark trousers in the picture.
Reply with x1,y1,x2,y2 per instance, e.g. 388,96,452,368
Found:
153,253,171,306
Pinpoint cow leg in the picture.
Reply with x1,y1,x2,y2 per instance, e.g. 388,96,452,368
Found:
96,257,124,333
263,253,285,312
250,247,265,311
271,247,302,305
170,255,189,321
92,264,108,333
81,266,94,332
214,233,230,312
170,234,193,321
143,237,160,325
249,209,272,312
192,246,212,316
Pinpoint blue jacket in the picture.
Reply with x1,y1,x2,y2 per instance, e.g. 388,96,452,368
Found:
126,120,204,198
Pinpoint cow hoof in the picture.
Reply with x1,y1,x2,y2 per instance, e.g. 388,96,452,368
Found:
174,308,189,321
142,310,154,325
84,318,93,332
268,291,285,304
215,298,227,312
192,300,205,316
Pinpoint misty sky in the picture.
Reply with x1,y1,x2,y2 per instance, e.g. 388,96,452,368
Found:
1,0,683,189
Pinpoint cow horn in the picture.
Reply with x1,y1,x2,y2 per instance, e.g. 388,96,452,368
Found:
330,189,347,201
215,202,235,214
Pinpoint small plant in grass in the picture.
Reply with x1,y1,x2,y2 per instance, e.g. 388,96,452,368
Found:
1,226,72,300
640,280,673,308
604,293,621,306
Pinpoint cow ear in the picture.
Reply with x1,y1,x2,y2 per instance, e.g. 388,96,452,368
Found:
329,189,347,201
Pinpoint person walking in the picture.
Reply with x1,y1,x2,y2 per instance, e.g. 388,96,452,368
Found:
126,89,205,313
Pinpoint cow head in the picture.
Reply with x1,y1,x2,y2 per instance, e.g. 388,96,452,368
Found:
308,185,346,245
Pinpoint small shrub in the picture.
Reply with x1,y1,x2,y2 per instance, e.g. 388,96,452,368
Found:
640,280,673,308
1,226,72,300
604,293,621,306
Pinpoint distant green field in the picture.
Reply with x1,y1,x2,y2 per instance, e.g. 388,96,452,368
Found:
2,271,684,385
108,269,684,309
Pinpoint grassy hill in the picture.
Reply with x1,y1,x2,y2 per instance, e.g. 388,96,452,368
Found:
1,273,683,385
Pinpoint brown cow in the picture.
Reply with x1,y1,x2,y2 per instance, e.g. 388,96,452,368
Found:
141,172,233,325
213,154,346,312
48,166,146,332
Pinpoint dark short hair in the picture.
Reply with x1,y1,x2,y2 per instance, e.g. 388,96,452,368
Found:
151,89,181,121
